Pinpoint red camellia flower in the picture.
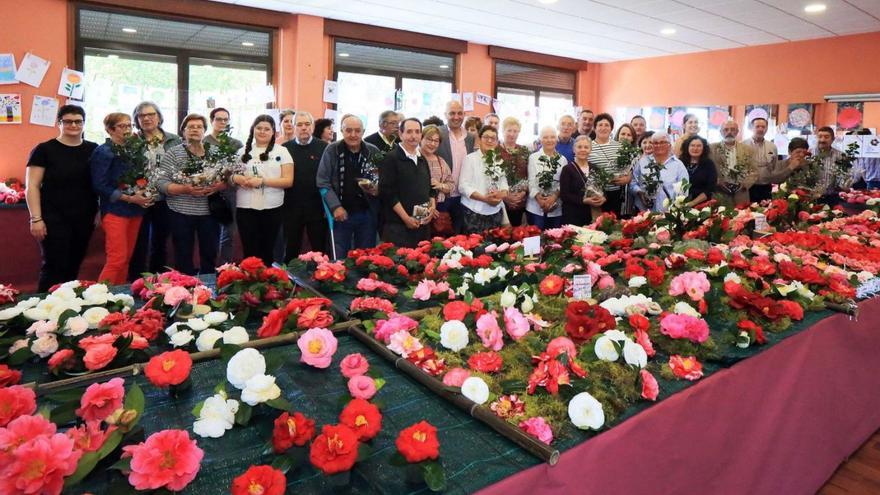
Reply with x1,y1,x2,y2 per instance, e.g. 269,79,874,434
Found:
395,421,440,463
468,351,503,373
737,320,766,345
260,267,288,282
217,269,247,289
272,411,316,453
564,301,616,343
627,313,650,333
144,350,193,387
0,385,37,427
339,398,382,442
240,256,266,274
257,308,288,338
443,301,471,321
309,424,360,475
668,355,703,381
0,364,22,387
539,274,565,296
231,465,287,495
297,304,334,329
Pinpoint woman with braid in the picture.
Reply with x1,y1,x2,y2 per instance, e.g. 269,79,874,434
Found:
231,115,294,264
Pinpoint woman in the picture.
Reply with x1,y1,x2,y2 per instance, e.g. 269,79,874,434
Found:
589,113,631,214
678,135,718,208
673,113,700,156
90,113,153,285
527,126,566,230
560,136,605,227
638,131,655,157
26,105,99,292
313,118,334,142
465,116,482,141
276,109,296,144
499,117,530,226
156,114,226,275
232,115,294,264
421,125,455,235
615,124,636,144
458,126,509,234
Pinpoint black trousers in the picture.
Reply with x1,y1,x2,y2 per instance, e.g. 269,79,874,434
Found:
38,210,95,292
168,210,220,276
507,208,525,227
128,200,171,278
283,207,328,261
750,184,773,203
237,206,284,266
600,189,624,216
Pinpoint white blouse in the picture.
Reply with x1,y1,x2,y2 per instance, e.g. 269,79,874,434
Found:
526,149,566,218
235,145,293,210
458,149,510,216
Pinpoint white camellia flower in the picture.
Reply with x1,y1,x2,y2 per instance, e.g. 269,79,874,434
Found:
628,276,647,288
203,312,229,326
520,296,535,314
30,334,59,358
23,307,51,321
82,284,110,305
673,301,700,318
724,272,742,284
195,328,223,352
569,392,605,430
227,348,267,390
0,306,23,321
108,293,135,308
460,376,490,404
857,271,875,284
622,339,647,368
51,287,77,301
600,294,654,316
455,280,470,297
193,393,239,438
499,290,516,308
64,316,90,337
603,329,628,342
594,335,620,362
170,330,195,347
573,227,608,246
241,374,281,406
440,320,469,352
165,322,181,337
15,297,41,310
186,318,209,332
222,326,249,345
82,307,110,329
662,197,671,209
49,303,79,322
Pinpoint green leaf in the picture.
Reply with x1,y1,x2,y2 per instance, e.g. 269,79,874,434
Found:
499,379,527,395
64,430,124,487
264,352,284,375
356,443,372,462
7,346,33,366
49,401,79,426
271,455,295,474
422,460,447,492
265,397,293,412
220,343,243,363
235,403,252,426
363,320,375,332
45,388,88,403
374,377,386,391
37,405,52,419
260,441,276,456
124,383,145,422
191,400,205,419
56,309,80,331
388,451,408,467
108,457,131,472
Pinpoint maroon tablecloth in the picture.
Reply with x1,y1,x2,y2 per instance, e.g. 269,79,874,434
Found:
479,297,880,495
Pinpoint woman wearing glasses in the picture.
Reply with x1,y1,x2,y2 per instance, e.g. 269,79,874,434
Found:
90,112,154,285
25,105,99,292
458,125,509,234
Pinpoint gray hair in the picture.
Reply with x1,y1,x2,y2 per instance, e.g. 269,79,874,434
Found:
574,135,592,145
132,101,164,131
341,114,363,129
651,131,671,143
379,110,398,125
295,111,314,125
539,126,558,137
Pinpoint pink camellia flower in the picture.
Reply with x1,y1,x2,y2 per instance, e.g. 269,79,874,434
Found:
78,333,117,351
660,313,709,343
518,417,553,445
476,311,504,351
122,429,203,492
76,378,125,423
340,353,369,378
297,328,338,369
442,367,470,387
0,414,57,464
162,285,192,306
503,307,530,341
387,330,423,358
668,271,711,301
412,279,434,301
0,386,37,427
373,314,418,344
0,432,82,495
546,337,577,360
66,421,116,453
347,375,377,400
83,343,118,371
640,369,659,401
597,275,615,290
634,329,656,357
655,228,671,243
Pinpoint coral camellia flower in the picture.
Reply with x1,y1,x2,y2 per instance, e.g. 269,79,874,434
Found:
640,369,659,401
231,465,286,495
519,417,553,445
82,343,118,371
0,386,37,428
395,421,440,463
668,355,704,381
309,424,360,475
297,328,338,369
441,367,470,387
339,398,382,442
145,350,193,387
0,364,22,387
467,351,503,373
76,378,125,423
122,429,204,491
539,274,565,296
272,411,315,453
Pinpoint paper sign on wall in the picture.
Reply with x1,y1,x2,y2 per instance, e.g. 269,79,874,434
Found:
462,92,474,112
572,274,592,301
323,80,338,104
0,94,22,124
475,92,491,106
324,108,338,122
0,54,16,85
57,68,85,99
15,52,50,88
523,235,541,257
30,95,59,127
492,98,503,113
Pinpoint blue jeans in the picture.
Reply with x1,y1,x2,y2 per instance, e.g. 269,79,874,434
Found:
332,209,377,259
867,180,880,190
169,210,220,275
526,211,562,230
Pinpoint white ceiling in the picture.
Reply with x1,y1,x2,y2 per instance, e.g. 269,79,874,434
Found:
222,0,880,62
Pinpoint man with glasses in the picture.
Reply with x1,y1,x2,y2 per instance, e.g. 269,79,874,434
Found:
364,110,400,153
204,107,243,265
25,105,99,292
128,101,182,279
282,111,329,258
630,132,689,212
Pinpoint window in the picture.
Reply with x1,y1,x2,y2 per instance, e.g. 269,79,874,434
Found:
333,41,455,134
76,7,272,142
495,61,576,145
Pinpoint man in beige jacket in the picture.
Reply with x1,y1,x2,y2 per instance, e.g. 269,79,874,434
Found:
710,120,757,207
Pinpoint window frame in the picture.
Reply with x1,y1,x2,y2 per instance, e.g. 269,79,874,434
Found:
493,59,577,108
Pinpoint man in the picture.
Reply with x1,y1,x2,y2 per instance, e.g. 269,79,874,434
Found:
573,108,596,140
483,113,500,130
630,132,689,212
761,137,809,186
364,110,399,153
709,120,757,207
812,126,845,205
556,115,576,162
205,108,244,265
282,111,329,259
630,115,647,142
379,118,434,247
743,117,779,202
437,100,475,233
316,115,381,258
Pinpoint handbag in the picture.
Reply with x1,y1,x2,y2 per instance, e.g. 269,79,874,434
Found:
208,193,234,225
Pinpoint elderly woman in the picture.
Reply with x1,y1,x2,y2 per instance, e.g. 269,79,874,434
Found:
155,114,226,275
421,125,455,234
458,126,509,233
499,117,530,226
560,135,605,227
276,109,296,144
527,126,566,230
90,113,153,285
589,113,631,215
679,135,717,208
630,132,689,212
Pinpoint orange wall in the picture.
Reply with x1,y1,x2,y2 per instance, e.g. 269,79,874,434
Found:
594,31,880,130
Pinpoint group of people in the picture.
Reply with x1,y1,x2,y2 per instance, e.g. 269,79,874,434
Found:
25,101,879,292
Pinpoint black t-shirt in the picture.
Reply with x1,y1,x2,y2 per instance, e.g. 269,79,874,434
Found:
27,138,99,217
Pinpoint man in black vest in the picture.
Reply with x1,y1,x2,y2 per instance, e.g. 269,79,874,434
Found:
281,111,328,259
380,118,434,247
364,110,399,153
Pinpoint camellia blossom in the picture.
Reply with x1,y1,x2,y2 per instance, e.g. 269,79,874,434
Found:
439,320,469,352
0,386,37,427
476,311,504,351
297,328,338,369
395,421,440,463
568,391,605,430
668,271,711,301
309,424,360,475
231,465,287,495
347,375,378,400
669,355,704,381
122,429,204,492
272,411,315,453
193,393,239,439
640,369,659,401
387,330,423,358
594,335,620,362
373,314,419,344
622,339,648,368
460,376,490,404
241,374,282,406
0,431,82,495
226,348,266,390
441,367,470,387
339,398,382,442
660,313,710,343
340,353,370,378
76,378,124,423
519,417,554,445
503,307,530,340
145,350,192,387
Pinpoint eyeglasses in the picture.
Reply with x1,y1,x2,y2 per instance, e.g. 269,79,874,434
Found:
424,138,440,144
185,126,205,131
114,123,133,130
138,111,158,119
481,135,498,142
60,119,84,126
213,117,229,122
